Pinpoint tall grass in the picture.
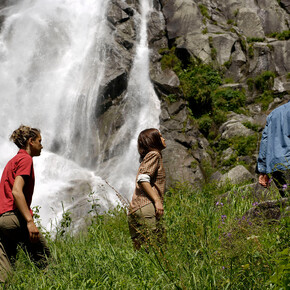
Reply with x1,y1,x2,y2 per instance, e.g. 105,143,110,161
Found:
3,182,289,289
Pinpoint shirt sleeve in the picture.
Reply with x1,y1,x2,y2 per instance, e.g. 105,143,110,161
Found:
139,151,160,178
257,117,270,173
137,174,151,183
15,155,33,177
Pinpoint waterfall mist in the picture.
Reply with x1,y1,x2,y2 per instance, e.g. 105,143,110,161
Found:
0,0,160,231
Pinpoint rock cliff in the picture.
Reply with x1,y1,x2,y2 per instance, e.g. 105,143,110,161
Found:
1,0,289,188
101,0,289,188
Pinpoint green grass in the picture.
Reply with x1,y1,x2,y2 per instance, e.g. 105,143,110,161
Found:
3,182,289,289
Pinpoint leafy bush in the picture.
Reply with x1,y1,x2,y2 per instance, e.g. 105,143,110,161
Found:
247,37,265,43
255,91,274,111
212,88,246,112
268,30,290,40
242,121,260,132
254,71,276,92
232,135,258,156
198,114,213,136
160,47,182,72
179,63,222,116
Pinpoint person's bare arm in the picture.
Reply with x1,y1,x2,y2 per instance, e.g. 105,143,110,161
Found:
12,176,39,242
139,182,164,216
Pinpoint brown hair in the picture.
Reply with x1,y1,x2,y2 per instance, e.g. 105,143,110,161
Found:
137,128,165,159
10,125,41,149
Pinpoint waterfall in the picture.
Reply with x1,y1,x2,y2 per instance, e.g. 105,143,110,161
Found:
0,0,160,230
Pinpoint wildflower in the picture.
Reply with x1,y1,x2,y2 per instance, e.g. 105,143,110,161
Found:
221,215,227,220
227,232,232,237
216,201,219,206
222,266,225,270
268,178,273,185
282,184,287,191
252,202,258,206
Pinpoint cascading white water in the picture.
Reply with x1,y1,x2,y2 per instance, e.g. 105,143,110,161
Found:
0,0,160,230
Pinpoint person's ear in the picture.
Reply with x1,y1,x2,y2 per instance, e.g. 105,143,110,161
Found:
28,137,34,146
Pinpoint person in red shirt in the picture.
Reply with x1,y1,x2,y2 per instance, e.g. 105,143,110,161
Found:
0,125,50,283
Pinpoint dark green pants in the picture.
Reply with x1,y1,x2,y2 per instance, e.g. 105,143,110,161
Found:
0,210,50,282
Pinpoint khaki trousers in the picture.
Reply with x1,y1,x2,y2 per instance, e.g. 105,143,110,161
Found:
0,210,50,282
128,203,165,248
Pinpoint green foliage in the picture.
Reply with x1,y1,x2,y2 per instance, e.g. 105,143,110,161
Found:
179,63,222,116
199,4,210,19
202,27,208,34
198,114,213,136
165,93,178,103
212,88,246,112
223,57,232,69
268,30,290,40
208,36,217,60
254,71,276,92
247,37,265,43
247,71,276,111
248,44,254,58
242,121,260,132
6,182,288,289
268,247,290,288
255,91,275,111
231,135,258,156
160,47,182,72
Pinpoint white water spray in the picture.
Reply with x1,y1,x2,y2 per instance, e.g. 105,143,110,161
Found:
0,0,160,230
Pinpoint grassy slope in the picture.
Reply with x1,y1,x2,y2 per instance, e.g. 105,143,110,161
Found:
4,182,289,289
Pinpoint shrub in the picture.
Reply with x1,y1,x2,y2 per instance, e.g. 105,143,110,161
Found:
198,114,213,136
268,30,290,40
242,121,260,132
247,37,265,43
160,47,182,72
179,63,222,116
255,91,274,111
254,71,276,92
232,135,258,156
212,88,246,112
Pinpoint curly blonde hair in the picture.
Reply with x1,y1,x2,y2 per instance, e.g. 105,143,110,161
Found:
9,125,41,149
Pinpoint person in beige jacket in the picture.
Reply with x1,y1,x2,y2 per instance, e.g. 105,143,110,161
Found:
128,128,166,250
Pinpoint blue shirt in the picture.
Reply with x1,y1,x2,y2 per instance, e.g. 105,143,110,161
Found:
257,101,290,173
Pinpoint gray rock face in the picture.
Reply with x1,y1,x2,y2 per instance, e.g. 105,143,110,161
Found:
1,0,288,188
219,113,256,139
97,0,289,187
160,0,202,39
220,165,254,185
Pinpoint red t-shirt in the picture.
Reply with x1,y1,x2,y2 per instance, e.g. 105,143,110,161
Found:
0,149,35,215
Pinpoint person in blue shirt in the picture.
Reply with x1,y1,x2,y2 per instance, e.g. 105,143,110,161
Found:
257,101,290,197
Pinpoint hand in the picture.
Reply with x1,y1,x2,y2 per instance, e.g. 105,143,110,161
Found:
259,174,269,188
154,200,164,217
27,220,40,243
